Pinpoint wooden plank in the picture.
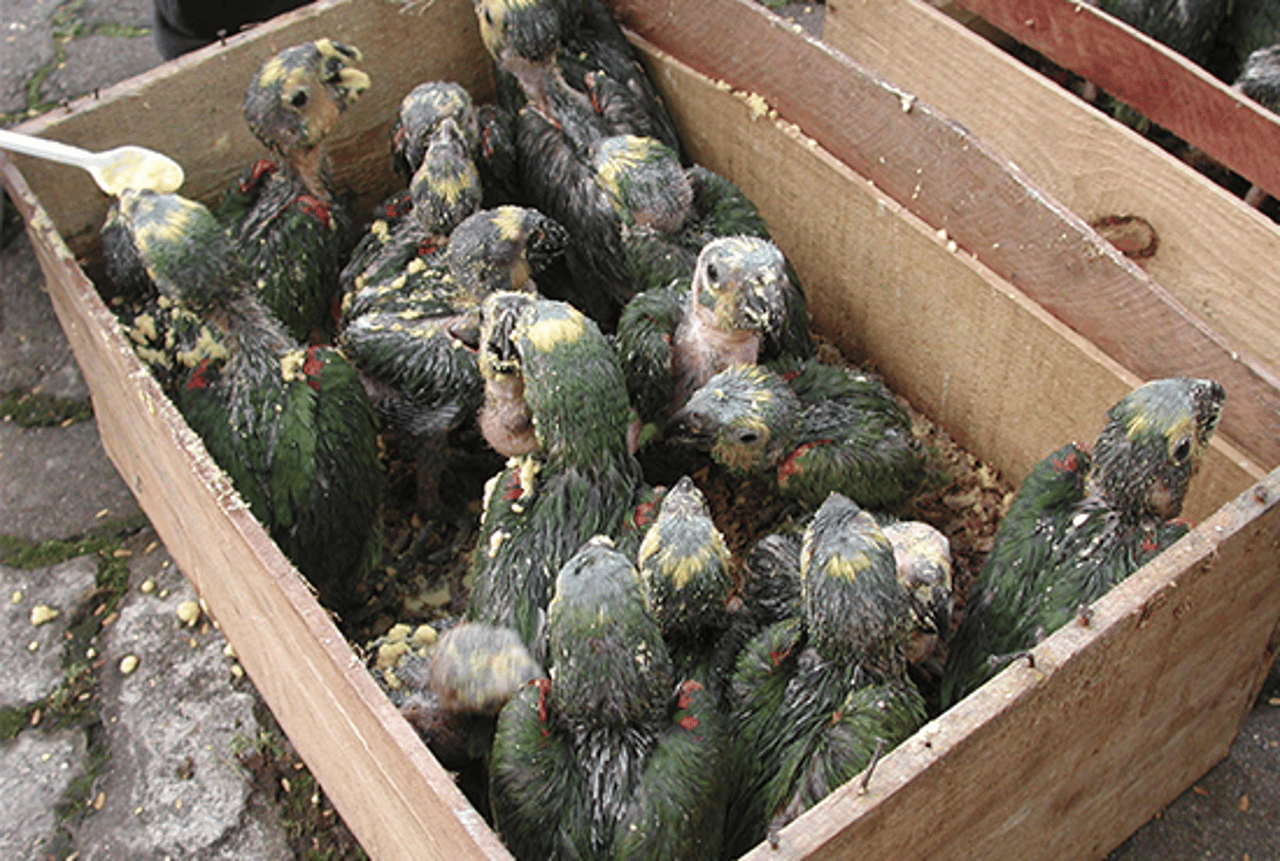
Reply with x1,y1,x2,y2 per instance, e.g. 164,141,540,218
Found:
634,35,1261,519
611,0,1280,471
951,0,1280,202
823,0,1280,399
1,107,511,861
740,465,1280,860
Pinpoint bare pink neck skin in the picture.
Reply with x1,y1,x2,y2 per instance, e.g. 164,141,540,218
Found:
480,372,538,458
672,299,761,406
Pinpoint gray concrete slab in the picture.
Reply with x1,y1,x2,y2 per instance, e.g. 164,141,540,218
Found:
74,539,292,861
0,556,98,708
0,727,88,861
44,32,165,107
0,0,60,116
1,233,87,399
0,419,142,542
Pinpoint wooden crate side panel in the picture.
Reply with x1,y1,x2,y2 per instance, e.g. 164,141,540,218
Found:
9,0,494,258
612,0,1280,471
634,38,1261,520
1,158,510,861
739,468,1280,861
952,0,1280,202
824,0,1280,392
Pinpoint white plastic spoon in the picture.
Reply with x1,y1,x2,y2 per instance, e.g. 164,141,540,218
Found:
0,128,184,195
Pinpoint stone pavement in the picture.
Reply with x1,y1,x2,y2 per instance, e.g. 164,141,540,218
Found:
0,1,1276,859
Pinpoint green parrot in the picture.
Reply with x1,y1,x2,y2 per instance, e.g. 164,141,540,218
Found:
488,536,728,861
101,189,383,613
880,518,955,668
725,513,954,680
586,134,786,300
725,492,927,857
339,206,567,519
615,232,813,441
636,474,737,695
467,293,653,652
387,79,523,209
215,39,371,343
474,0,690,326
939,377,1226,709
665,360,928,514
340,112,485,302
474,0,684,157
368,619,543,777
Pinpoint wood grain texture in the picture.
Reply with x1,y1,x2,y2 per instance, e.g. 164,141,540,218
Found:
610,0,1280,471
634,37,1261,520
824,0,1280,401
953,0,1280,201
3,0,1277,858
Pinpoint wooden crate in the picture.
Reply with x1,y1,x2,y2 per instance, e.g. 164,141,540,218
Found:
822,0,1280,470
2,0,1278,858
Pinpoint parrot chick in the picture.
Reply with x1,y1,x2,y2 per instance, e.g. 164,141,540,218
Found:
339,205,566,527
616,233,812,437
488,536,727,861
636,474,736,694
389,79,523,209
467,294,652,653
880,518,954,667
725,492,926,857
368,619,543,813
217,39,371,342
102,189,382,613
940,376,1225,709
665,360,928,515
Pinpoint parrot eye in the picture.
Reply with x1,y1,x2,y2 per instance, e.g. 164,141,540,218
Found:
483,7,494,25
705,262,719,283
1171,436,1192,464
735,428,759,445
289,89,309,108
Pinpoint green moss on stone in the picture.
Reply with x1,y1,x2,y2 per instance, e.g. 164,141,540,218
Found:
1,388,93,427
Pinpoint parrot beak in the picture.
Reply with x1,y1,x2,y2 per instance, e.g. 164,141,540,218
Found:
479,292,528,376
663,405,714,448
736,269,790,335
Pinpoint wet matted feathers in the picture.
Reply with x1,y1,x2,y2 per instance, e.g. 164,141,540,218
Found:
636,474,736,688
666,360,927,513
725,493,925,857
468,294,651,650
474,0,684,156
616,233,813,436
939,376,1225,708
103,188,383,613
488,536,728,861
219,39,371,341
338,206,567,518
